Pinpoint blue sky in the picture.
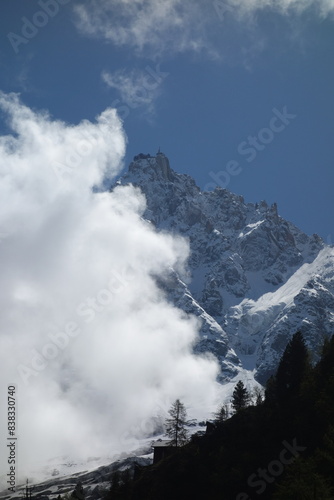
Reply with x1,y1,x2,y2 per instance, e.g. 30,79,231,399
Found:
0,0,333,240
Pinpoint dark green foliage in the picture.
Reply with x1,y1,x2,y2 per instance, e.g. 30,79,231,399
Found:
107,470,133,500
103,332,334,500
264,375,277,406
231,380,250,412
272,458,334,499
275,331,310,405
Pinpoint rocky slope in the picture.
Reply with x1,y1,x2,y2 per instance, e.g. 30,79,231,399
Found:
114,151,334,383
0,455,152,500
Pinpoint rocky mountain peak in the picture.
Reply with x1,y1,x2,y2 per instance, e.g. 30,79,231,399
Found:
113,152,332,384
128,151,176,183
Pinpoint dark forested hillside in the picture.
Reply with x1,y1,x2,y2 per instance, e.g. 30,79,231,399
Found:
104,333,334,500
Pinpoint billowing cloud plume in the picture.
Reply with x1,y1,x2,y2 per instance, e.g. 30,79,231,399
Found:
73,0,334,58
0,92,219,482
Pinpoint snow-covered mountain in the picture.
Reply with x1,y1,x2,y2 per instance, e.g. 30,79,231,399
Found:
2,151,332,496
114,151,334,383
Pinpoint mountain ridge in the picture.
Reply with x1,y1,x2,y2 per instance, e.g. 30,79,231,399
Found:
113,151,334,383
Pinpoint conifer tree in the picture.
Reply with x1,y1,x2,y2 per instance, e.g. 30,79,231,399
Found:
275,331,310,404
231,380,250,412
214,404,229,423
264,375,278,407
316,334,334,383
164,399,189,447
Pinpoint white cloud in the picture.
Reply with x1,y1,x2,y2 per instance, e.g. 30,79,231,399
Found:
101,65,169,119
0,92,220,482
73,0,334,59
236,0,334,16
73,0,217,58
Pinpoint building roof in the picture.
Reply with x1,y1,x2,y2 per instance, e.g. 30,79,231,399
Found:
152,439,173,448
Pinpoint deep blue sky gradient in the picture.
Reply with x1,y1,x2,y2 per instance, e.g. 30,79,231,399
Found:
0,0,333,240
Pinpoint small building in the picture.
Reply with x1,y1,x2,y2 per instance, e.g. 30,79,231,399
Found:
152,439,175,464
205,420,217,435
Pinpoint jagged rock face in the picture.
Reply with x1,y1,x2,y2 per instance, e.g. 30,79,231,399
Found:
114,153,333,383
